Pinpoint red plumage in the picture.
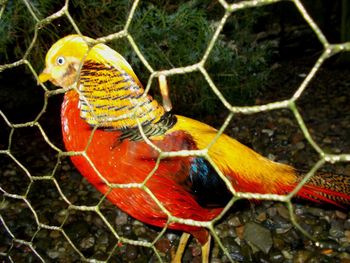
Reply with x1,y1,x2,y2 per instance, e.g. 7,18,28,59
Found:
62,91,221,243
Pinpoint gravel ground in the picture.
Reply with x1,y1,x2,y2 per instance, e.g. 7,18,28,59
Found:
1,58,350,263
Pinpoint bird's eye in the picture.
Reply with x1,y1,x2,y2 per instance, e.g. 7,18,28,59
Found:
56,56,65,65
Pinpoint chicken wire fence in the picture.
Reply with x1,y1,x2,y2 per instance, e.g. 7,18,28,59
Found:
0,0,350,262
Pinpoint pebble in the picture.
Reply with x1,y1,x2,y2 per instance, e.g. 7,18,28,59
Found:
121,224,132,236
276,204,290,219
282,229,302,249
115,212,128,226
165,233,178,242
222,237,245,262
235,225,245,240
291,133,304,144
304,207,325,217
272,236,285,251
80,235,95,250
330,220,345,238
47,249,60,259
268,153,276,160
267,207,277,217
294,142,305,150
335,210,347,220
49,230,60,239
345,219,350,230
322,137,332,144
345,230,350,242
244,222,273,254
293,250,312,263
269,250,285,263
273,215,292,230
262,129,274,137
216,224,230,239
192,256,201,263
191,244,201,257
125,245,138,260
228,216,242,227
228,228,237,238
155,238,171,253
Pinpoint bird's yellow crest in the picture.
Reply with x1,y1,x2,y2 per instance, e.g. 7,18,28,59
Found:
39,34,142,88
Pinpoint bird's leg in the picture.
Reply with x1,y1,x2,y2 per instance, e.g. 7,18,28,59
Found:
172,232,191,263
201,234,211,263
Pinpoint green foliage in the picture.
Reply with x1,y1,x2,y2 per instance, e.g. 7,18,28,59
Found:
0,0,272,117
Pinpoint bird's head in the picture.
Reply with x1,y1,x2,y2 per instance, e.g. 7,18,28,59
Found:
38,34,141,88
38,35,89,88
38,35,170,132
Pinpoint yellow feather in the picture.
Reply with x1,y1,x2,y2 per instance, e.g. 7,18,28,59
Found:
44,34,143,87
165,115,296,193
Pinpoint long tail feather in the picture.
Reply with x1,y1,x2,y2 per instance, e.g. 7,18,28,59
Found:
294,171,350,207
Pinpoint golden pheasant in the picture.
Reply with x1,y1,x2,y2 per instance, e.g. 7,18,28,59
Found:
38,35,350,262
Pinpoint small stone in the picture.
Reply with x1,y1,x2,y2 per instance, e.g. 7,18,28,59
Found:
345,219,350,230
228,216,242,227
155,238,171,253
276,204,290,220
272,236,285,251
275,227,292,234
228,228,237,237
216,224,229,238
269,250,284,263
125,245,138,260
222,237,244,262
282,250,293,260
256,212,267,222
235,225,245,240
291,133,304,144
295,142,305,150
273,215,292,230
115,212,128,226
262,129,274,137
282,229,302,248
165,233,178,242
335,210,347,220
192,256,201,263
266,207,277,217
244,222,272,254
80,235,95,250
49,231,60,239
340,253,350,261
313,225,324,237
61,164,71,171
345,230,350,242
121,224,132,236
4,169,16,177
47,249,60,259
268,154,276,161
322,137,332,144
293,250,312,263
304,207,324,217
191,244,201,257
330,220,345,238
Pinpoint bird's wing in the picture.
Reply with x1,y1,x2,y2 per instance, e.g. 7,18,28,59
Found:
77,58,164,130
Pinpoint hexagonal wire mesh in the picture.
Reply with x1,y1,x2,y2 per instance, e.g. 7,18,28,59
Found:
1,0,350,262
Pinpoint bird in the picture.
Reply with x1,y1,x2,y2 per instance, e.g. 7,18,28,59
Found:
38,34,350,262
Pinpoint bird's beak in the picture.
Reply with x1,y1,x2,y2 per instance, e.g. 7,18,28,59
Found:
38,68,51,84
